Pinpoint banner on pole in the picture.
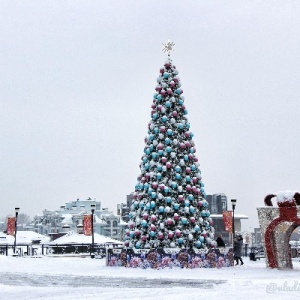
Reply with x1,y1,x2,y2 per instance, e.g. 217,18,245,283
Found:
223,211,233,232
83,214,92,236
7,217,16,236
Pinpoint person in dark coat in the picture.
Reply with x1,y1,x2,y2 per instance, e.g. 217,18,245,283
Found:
234,235,244,265
216,235,225,247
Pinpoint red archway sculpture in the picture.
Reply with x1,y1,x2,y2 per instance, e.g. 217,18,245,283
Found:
257,192,300,269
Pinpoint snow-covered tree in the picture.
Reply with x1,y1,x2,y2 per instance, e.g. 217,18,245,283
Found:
125,53,215,250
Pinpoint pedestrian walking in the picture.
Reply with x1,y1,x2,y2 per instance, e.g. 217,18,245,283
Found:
234,235,244,265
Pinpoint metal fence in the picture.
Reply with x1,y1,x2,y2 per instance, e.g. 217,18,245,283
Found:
0,243,121,258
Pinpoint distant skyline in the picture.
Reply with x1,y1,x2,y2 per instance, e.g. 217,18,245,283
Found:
1,1,300,232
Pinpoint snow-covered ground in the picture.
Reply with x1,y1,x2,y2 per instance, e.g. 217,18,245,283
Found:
1,255,300,300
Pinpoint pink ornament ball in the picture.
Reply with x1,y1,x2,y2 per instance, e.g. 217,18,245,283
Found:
143,213,148,220
141,235,147,242
198,201,203,207
157,105,162,111
158,232,164,240
180,143,186,149
151,224,156,231
151,215,157,222
167,218,173,226
176,230,181,237
167,88,173,95
166,162,172,168
185,132,190,138
157,143,164,150
174,213,179,221
170,81,175,88
194,157,198,162
160,68,164,74
172,111,178,117
159,184,165,191
190,217,195,223
164,62,170,68
161,157,167,164
178,195,184,202
125,241,129,247
186,185,192,192
192,177,198,183
160,126,166,132
186,167,191,174
188,154,193,160
173,77,178,83
185,141,191,148
161,89,166,96
168,232,174,239
130,223,135,229
155,85,162,92
152,182,158,189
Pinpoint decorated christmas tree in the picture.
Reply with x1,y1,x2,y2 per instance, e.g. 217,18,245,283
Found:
125,40,216,250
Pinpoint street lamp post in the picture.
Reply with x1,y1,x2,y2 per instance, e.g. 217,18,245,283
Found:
91,204,96,259
231,199,237,239
13,207,20,255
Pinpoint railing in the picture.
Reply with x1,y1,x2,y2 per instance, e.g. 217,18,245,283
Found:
0,243,121,258
41,243,108,257
0,244,37,256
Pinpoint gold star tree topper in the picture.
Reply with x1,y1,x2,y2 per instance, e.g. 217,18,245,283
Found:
162,39,175,56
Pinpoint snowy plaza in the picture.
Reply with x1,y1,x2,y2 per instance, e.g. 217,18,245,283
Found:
1,256,300,300
2,1,300,299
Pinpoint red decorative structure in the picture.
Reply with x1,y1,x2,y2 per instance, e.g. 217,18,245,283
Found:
257,191,300,269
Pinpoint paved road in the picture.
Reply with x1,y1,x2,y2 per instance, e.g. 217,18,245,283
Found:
0,273,226,289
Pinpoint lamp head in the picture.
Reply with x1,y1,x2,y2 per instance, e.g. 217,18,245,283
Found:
231,199,237,209
91,204,96,213
15,207,20,214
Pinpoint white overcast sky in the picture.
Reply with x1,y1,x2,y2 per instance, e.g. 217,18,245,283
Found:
1,1,300,231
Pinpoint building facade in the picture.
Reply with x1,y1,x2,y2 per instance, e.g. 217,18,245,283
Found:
32,198,127,241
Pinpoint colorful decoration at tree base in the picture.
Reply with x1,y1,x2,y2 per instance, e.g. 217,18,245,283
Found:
257,191,300,269
106,247,233,269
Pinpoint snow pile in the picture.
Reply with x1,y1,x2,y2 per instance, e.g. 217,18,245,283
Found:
48,230,123,245
0,231,49,245
276,191,296,203
0,232,14,244
1,256,300,299
61,214,73,225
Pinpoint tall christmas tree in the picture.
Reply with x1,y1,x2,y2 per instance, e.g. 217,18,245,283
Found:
125,40,216,250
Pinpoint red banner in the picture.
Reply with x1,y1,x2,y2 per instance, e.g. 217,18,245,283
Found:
223,211,233,232
7,217,16,236
83,214,92,236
